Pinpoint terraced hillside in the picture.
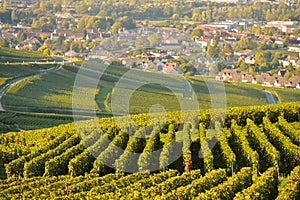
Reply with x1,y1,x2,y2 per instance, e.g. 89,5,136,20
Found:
2,63,291,114
0,102,299,199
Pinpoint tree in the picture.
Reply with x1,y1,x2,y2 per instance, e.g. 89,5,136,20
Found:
0,39,9,48
192,8,201,22
43,48,50,56
119,16,136,30
16,31,26,43
270,53,280,67
11,9,18,23
111,21,121,34
149,33,160,47
247,66,254,74
180,63,196,75
190,28,203,39
135,36,149,50
55,36,64,49
207,45,220,58
209,61,225,76
221,43,234,60
255,52,268,70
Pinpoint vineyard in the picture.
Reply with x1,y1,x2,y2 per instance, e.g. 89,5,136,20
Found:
0,102,299,199
0,46,51,63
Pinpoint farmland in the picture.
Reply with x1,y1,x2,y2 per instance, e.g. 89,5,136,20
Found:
0,102,299,199
3,62,300,114
1,61,300,133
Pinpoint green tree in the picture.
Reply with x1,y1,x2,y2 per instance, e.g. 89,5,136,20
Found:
207,44,220,58
135,36,149,50
221,43,234,60
43,48,50,56
0,38,9,48
112,21,121,34
180,63,196,75
270,53,280,67
149,33,160,47
255,52,268,70
16,31,26,43
11,9,18,23
190,28,203,39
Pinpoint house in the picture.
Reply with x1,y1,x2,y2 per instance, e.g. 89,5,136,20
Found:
288,45,300,53
274,76,286,87
240,72,253,83
121,57,135,67
219,69,238,82
252,74,266,84
279,56,300,68
159,37,181,50
65,50,79,57
55,13,74,19
277,69,289,77
162,62,181,75
285,76,300,88
195,36,214,47
234,49,255,57
275,40,284,48
244,56,255,64
263,76,276,87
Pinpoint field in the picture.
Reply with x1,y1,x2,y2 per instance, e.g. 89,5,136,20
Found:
2,63,283,115
0,111,78,133
1,61,300,133
0,46,51,63
0,63,54,88
0,102,299,199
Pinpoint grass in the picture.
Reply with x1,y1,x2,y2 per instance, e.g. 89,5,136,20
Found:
235,82,300,103
189,76,268,107
95,81,115,113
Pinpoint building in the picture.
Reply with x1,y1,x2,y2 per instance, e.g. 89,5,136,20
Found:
3,0,32,8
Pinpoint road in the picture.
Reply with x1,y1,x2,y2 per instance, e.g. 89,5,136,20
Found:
0,64,62,111
264,91,276,104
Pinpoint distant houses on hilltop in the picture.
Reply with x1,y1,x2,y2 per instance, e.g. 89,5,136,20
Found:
216,69,300,89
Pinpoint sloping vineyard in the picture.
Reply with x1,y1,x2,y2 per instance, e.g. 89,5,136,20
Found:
0,102,300,199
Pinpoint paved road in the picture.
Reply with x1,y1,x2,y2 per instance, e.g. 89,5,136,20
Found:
265,91,276,104
0,64,61,111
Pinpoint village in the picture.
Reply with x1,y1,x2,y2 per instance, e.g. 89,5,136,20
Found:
1,2,300,88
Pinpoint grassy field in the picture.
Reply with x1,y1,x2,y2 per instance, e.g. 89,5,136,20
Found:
232,82,300,103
